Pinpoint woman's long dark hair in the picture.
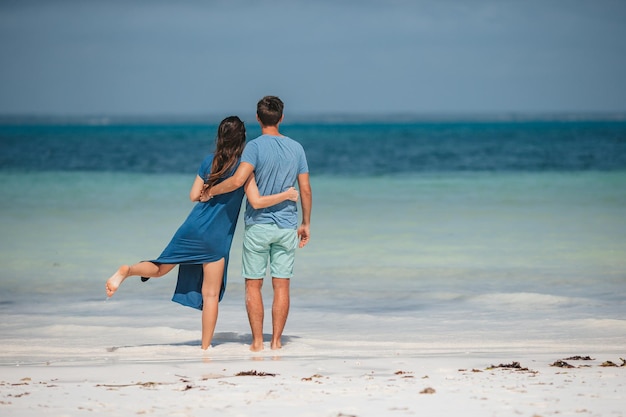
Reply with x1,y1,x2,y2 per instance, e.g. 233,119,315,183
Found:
205,116,246,189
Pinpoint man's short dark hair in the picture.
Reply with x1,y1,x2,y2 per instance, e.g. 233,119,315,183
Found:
257,96,284,127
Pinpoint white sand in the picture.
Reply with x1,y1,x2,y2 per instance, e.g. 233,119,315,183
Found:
2,345,624,417
1,295,625,416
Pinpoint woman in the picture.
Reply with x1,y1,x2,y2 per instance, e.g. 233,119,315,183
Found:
105,116,298,350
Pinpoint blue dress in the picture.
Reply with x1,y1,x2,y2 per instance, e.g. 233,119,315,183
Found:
146,154,245,310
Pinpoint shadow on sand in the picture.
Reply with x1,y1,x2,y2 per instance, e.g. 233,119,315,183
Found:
107,332,300,352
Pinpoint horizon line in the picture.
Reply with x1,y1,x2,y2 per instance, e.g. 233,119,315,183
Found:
1,111,625,125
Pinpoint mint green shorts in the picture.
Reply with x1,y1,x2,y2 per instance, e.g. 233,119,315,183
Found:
242,224,298,279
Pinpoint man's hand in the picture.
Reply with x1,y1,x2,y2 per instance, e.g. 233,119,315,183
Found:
297,224,310,248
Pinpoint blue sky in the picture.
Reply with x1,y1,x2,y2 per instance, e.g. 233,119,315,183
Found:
1,0,625,116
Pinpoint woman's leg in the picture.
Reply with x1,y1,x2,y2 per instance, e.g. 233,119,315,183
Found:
201,258,225,350
105,262,176,297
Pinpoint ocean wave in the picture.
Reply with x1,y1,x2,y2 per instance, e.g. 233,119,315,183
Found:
465,292,594,309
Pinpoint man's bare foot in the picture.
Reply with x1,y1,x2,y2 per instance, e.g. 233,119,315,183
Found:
105,265,131,297
271,340,282,350
249,341,264,352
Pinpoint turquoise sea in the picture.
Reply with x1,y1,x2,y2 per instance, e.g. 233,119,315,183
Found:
0,117,625,363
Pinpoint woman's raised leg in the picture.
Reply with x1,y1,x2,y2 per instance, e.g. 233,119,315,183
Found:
105,262,176,297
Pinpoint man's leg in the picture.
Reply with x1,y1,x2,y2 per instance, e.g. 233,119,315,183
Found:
245,278,265,352
268,227,298,350
271,277,290,350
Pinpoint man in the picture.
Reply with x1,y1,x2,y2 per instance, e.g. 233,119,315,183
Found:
207,96,312,351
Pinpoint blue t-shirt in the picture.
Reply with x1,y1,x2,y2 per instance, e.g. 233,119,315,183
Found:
241,134,309,229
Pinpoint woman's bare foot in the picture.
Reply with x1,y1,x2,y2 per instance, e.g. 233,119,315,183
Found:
105,265,131,297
